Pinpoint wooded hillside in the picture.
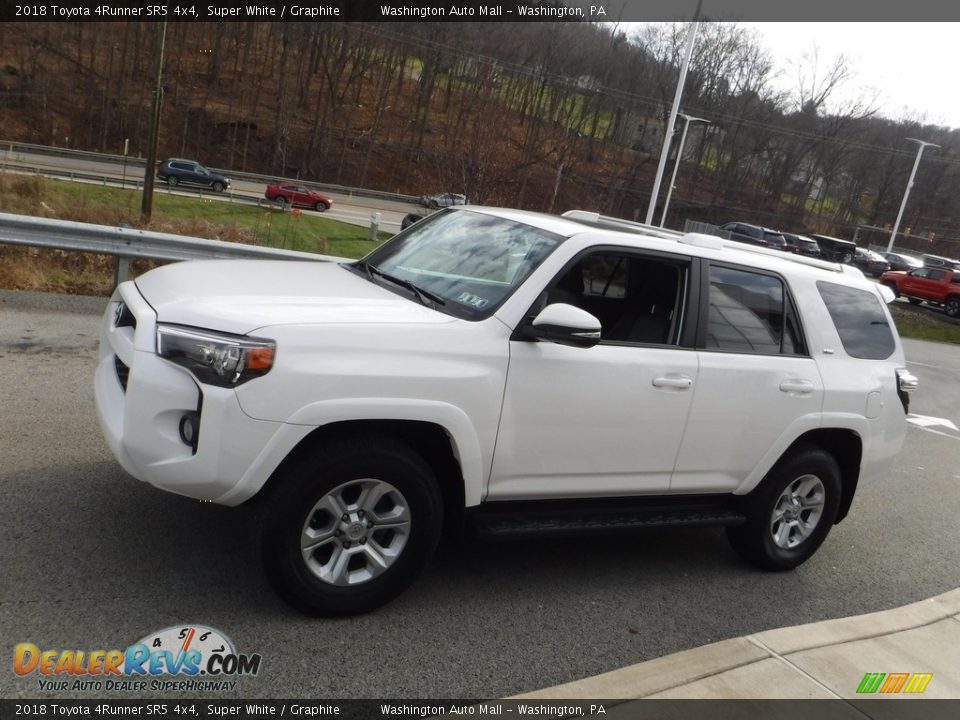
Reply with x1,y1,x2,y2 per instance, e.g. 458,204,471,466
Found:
2,20,959,256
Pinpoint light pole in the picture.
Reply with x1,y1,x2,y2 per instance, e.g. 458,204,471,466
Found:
660,113,709,227
644,0,703,225
886,138,939,253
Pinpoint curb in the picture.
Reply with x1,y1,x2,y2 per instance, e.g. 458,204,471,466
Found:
516,588,960,699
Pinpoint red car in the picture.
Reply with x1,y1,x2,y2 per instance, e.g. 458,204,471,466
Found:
265,183,333,212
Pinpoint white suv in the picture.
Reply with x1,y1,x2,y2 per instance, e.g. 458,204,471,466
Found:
94,207,917,616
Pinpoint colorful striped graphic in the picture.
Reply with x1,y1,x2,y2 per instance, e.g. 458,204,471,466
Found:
857,672,933,694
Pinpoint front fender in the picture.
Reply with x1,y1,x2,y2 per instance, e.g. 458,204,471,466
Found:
215,398,487,507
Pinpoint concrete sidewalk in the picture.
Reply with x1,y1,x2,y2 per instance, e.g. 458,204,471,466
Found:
518,588,960,699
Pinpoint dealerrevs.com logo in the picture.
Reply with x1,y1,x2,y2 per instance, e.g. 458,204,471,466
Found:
13,625,262,692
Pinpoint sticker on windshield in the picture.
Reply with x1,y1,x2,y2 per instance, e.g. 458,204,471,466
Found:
457,292,490,309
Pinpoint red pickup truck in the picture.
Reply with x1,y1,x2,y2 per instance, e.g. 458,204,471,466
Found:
880,266,960,317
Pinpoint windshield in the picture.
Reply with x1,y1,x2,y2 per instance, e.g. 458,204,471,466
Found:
357,209,564,320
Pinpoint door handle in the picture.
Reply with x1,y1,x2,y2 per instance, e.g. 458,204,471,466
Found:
652,375,693,390
779,379,815,395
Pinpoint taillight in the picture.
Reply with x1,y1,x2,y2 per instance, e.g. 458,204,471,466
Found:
896,368,918,414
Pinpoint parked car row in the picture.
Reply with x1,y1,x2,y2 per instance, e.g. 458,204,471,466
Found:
716,222,941,279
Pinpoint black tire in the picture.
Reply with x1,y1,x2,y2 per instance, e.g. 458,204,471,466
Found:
883,281,898,298
908,297,922,305
257,435,443,616
167,176,179,187
401,213,424,230
212,181,225,193
945,296,960,318
726,446,841,571
315,201,327,212
841,252,853,264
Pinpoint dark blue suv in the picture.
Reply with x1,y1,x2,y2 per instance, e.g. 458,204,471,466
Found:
156,158,232,193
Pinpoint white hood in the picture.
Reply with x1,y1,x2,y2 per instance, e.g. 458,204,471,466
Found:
135,259,454,335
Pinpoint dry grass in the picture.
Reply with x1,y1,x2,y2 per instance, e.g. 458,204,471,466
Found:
0,173,265,296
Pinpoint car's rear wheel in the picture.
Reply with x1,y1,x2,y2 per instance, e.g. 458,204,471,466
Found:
167,176,179,187
726,446,841,571
212,181,225,193
257,436,443,616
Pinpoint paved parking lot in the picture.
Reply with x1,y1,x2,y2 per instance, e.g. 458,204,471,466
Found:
2,289,959,700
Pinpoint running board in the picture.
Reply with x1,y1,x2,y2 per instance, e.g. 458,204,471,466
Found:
468,495,746,539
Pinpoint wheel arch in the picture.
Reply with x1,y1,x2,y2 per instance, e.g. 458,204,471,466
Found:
246,419,467,540
781,429,862,524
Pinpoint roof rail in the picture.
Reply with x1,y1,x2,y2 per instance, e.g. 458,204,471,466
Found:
561,210,684,239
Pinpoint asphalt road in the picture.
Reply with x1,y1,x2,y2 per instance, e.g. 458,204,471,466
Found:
1,288,959,700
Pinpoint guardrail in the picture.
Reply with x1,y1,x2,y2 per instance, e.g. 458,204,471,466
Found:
0,212,345,287
1,139,420,205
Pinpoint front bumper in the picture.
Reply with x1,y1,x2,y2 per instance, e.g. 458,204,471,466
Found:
94,282,285,504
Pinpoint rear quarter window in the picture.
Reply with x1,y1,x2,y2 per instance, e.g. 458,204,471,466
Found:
816,281,895,360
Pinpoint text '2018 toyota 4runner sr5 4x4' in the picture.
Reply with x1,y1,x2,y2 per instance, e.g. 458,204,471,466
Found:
95,208,918,616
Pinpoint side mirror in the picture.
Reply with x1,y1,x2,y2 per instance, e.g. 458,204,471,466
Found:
525,303,602,348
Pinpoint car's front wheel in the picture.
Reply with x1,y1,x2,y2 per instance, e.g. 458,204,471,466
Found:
257,436,443,616
212,181,225,193
726,446,841,571
315,201,328,212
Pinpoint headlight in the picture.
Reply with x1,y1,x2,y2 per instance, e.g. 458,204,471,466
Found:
156,325,275,387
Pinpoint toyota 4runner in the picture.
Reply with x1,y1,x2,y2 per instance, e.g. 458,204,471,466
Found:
94,207,917,616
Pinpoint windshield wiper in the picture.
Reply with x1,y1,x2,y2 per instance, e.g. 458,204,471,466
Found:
355,258,375,283
355,260,446,307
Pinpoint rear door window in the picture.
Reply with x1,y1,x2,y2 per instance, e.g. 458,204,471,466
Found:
704,265,805,355
816,281,895,360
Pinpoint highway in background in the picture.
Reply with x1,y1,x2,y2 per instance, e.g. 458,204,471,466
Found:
1,147,423,233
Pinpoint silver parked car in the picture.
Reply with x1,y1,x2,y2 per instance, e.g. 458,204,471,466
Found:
420,192,467,209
